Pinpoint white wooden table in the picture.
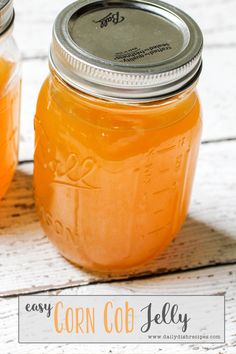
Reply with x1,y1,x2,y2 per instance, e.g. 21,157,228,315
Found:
0,0,236,353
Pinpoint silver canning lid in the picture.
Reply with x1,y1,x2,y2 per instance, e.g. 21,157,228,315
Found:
50,0,203,102
0,0,14,35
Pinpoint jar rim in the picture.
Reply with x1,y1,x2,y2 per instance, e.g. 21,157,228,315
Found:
50,66,199,110
50,0,203,103
0,0,14,36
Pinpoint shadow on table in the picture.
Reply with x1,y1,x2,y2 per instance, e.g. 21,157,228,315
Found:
0,165,39,233
145,214,236,275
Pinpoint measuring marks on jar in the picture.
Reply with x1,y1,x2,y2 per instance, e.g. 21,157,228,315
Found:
139,137,191,240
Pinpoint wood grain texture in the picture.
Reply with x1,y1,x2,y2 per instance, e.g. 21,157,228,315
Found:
0,264,235,353
1,140,235,296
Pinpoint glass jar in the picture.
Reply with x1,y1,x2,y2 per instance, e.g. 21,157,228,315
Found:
0,0,21,200
34,0,203,273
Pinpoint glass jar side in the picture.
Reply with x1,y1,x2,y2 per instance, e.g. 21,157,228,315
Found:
0,31,21,199
34,73,202,272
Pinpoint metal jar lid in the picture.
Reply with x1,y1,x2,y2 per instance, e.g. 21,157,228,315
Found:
0,0,14,36
50,0,203,102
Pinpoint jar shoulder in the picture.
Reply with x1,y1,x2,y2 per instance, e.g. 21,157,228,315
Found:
0,35,20,63
37,75,201,132
0,34,21,93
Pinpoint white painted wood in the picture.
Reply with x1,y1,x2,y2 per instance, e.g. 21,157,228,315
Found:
0,264,235,353
1,141,236,296
19,59,48,161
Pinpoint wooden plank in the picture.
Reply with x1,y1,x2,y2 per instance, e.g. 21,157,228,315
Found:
0,140,236,296
0,264,235,353
19,59,48,161
13,0,236,59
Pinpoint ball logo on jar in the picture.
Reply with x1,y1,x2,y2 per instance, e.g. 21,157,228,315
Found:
93,11,125,28
49,153,99,190
35,118,99,190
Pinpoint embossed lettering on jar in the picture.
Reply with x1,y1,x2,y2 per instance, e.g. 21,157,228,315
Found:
0,0,21,200
34,0,203,272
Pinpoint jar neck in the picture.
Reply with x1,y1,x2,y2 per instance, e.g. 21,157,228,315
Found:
50,67,198,112
0,27,20,98
0,28,13,45
47,69,199,132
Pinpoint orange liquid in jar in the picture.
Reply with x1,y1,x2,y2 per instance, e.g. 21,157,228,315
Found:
34,74,202,272
0,58,21,200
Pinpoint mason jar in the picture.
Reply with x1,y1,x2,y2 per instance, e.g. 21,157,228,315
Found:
34,0,203,273
0,0,21,200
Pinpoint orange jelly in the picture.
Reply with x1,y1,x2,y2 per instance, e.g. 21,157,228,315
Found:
34,0,203,272
0,1,21,200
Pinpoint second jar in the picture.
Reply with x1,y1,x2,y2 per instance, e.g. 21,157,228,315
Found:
0,0,21,200
34,0,203,273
